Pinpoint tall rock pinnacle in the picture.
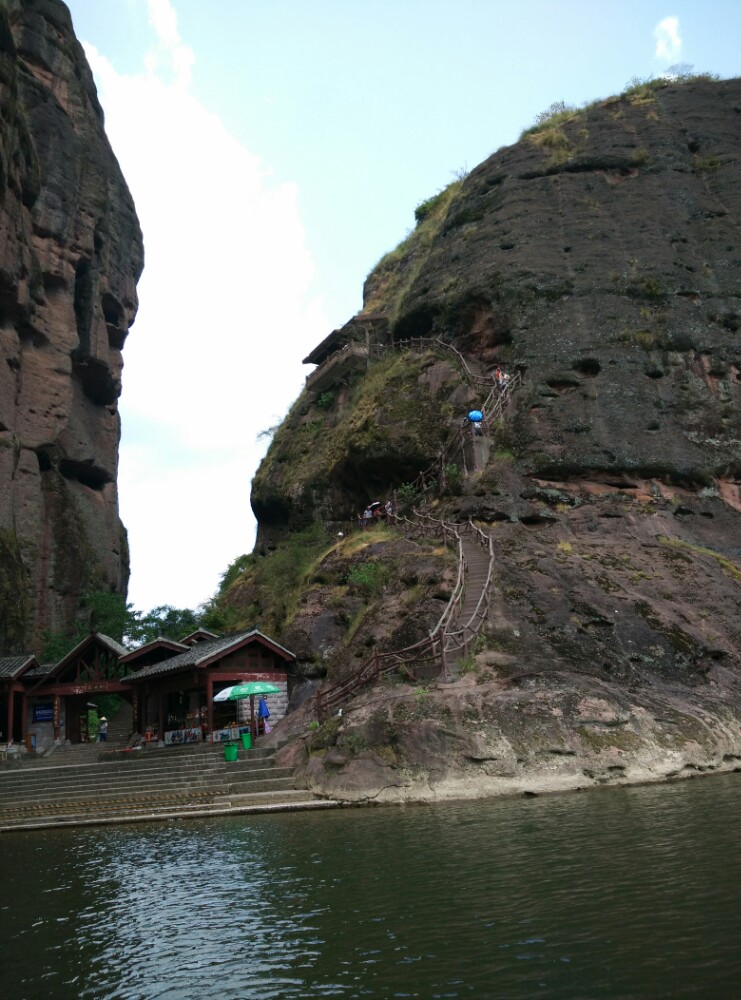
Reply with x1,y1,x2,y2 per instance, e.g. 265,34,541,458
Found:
0,0,144,651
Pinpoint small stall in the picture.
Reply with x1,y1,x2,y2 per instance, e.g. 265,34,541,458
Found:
213,681,282,748
124,628,294,745
163,690,206,744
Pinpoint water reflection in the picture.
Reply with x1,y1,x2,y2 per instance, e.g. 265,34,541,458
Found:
1,776,740,999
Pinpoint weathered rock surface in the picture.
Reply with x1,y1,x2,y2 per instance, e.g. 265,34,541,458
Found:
380,78,741,492
277,675,741,804
243,78,741,802
0,0,143,650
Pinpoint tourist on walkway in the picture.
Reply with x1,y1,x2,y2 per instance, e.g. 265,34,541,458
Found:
467,409,484,433
98,717,108,742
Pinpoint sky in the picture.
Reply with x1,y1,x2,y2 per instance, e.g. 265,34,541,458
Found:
62,0,741,613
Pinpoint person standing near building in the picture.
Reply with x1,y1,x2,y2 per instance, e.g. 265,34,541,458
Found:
98,717,108,742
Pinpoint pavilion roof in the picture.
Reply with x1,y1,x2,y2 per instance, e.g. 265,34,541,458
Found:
119,637,189,664
179,628,219,646
28,633,129,688
124,629,295,683
0,654,39,680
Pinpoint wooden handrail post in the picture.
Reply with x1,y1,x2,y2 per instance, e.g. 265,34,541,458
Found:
439,626,449,680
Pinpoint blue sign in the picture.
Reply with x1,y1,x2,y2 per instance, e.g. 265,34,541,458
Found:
33,703,54,723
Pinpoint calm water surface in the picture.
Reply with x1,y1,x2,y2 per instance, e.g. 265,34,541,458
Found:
1,775,739,1000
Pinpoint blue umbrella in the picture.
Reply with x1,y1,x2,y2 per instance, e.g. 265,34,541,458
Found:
468,410,483,422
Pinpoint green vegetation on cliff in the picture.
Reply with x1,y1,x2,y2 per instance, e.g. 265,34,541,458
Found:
252,347,462,530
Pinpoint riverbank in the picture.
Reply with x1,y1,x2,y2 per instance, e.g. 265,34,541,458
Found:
4,773,740,999
277,672,741,806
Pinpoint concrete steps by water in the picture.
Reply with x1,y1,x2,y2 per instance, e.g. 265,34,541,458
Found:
0,741,336,832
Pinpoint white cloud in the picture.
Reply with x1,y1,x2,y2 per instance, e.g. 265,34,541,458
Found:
144,0,194,87
654,16,682,63
82,5,327,611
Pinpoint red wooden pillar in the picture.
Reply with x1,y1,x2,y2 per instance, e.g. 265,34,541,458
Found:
158,695,165,741
53,695,60,740
7,689,14,744
132,689,139,733
206,675,213,738
144,683,151,732
20,692,27,739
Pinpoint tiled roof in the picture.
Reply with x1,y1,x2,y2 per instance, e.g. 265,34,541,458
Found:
125,629,295,682
179,628,219,645
53,632,128,670
119,637,189,663
23,663,56,680
93,633,129,658
0,655,37,680
24,632,130,687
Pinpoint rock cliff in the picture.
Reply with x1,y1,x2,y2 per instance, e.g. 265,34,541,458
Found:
234,77,741,801
0,0,143,651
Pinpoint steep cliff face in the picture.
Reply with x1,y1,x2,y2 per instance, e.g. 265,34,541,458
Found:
242,78,740,800
0,0,143,651
368,77,740,493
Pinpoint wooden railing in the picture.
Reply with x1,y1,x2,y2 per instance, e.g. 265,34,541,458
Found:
315,510,498,721
315,510,466,720
314,342,522,721
403,369,522,501
370,335,493,387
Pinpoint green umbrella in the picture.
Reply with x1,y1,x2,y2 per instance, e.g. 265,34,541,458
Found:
213,682,282,743
214,682,282,701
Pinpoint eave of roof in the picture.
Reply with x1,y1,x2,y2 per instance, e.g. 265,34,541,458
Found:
124,629,295,683
119,637,189,664
179,628,219,645
302,326,344,366
36,632,129,686
0,654,39,680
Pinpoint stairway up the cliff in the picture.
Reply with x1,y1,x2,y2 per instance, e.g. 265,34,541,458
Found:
0,741,339,832
444,533,491,678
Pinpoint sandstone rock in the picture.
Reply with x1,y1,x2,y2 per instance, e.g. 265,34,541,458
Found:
240,79,741,802
0,1,143,649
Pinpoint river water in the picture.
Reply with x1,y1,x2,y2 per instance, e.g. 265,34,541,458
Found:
1,774,739,1000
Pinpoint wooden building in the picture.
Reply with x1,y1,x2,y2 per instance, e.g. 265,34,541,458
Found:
303,316,389,393
0,655,40,743
123,629,295,744
2,628,295,750
23,633,131,744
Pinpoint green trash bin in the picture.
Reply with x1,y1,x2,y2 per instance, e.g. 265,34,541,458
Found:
241,731,252,751
223,741,239,762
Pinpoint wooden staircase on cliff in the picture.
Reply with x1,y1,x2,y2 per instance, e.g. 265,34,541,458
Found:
316,351,521,716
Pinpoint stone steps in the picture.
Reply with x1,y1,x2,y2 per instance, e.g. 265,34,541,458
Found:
458,536,491,622
0,770,300,807
0,797,341,833
0,739,328,832
0,758,293,792
0,773,307,818
0,797,326,831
